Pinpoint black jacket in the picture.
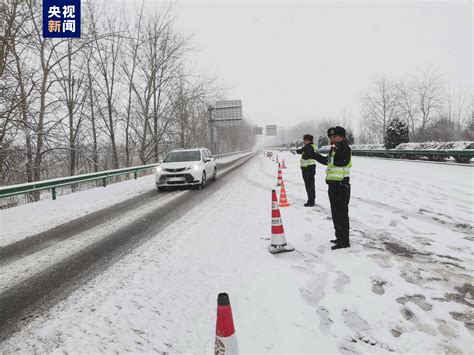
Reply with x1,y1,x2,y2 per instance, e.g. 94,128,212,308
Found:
296,143,317,163
306,141,352,167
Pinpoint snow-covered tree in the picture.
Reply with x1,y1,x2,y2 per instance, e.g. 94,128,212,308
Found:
385,117,409,149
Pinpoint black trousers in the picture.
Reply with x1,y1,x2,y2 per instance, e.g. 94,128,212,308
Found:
301,165,316,205
328,181,351,245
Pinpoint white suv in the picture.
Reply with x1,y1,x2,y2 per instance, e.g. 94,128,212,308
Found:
155,148,217,191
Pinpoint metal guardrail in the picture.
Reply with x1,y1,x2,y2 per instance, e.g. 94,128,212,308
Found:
269,147,473,163
213,150,252,159
0,163,160,200
351,149,474,157
0,150,254,201
317,148,473,163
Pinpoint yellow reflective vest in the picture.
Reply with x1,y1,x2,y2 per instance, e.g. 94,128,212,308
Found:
300,144,317,168
326,149,352,181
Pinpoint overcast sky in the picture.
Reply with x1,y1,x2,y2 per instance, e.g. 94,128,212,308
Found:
135,0,472,131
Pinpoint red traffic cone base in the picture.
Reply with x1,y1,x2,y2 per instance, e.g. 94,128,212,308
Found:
269,189,294,254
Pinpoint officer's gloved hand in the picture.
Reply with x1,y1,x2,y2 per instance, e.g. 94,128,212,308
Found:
296,147,303,154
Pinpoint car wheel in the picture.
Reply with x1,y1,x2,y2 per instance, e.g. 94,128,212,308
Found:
213,167,217,181
199,171,207,189
157,187,167,192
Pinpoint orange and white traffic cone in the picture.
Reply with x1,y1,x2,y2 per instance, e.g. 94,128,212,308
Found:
281,159,287,169
215,293,238,355
279,180,290,207
276,164,283,186
269,189,294,254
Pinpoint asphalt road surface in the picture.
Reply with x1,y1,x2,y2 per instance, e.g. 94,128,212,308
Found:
0,153,256,342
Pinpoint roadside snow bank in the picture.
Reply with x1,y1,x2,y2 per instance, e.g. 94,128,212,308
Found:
0,175,157,248
0,152,254,248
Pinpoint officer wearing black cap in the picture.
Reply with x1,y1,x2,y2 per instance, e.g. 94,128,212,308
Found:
296,134,317,207
306,126,353,250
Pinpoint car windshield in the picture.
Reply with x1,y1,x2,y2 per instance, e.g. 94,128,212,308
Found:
163,151,201,162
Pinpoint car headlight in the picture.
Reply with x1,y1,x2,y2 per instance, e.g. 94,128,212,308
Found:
193,165,200,170
156,166,162,172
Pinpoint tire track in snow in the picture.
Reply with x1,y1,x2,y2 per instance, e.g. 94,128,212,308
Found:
0,191,186,293
0,189,178,265
0,153,256,342
0,156,253,266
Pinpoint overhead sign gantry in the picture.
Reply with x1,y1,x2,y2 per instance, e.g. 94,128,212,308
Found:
208,100,243,153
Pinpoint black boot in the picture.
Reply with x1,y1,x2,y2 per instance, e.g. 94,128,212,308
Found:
330,239,337,243
331,244,350,250
304,203,315,207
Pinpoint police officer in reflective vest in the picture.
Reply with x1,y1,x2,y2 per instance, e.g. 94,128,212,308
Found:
296,134,317,207
311,126,352,250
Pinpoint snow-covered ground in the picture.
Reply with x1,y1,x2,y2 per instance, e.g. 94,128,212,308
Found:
0,152,252,248
1,152,473,353
0,175,158,248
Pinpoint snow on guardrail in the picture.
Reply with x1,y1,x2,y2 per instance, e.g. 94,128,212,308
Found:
266,143,473,164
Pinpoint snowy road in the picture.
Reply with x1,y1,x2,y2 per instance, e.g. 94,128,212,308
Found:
0,152,473,353
0,154,256,342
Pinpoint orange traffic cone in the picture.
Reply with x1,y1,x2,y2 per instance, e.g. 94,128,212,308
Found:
215,293,238,355
279,180,290,207
281,159,287,169
276,164,283,186
269,190,294,254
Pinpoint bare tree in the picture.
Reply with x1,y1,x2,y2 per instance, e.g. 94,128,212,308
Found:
0,0,245,192
0,1,35,184
171,72,218,149
361,76,399,142
412,71,444,140
53,40,89,176
444,87,471,133
121,3,144,167
357,115,380,144
128,8,190,164
93,10,124,169
0,0,18,77
396,80,419,140
147,9,189,162
82,1,102,173
16,1,95,187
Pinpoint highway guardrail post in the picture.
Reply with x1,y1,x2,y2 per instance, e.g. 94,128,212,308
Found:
0,151,253,203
